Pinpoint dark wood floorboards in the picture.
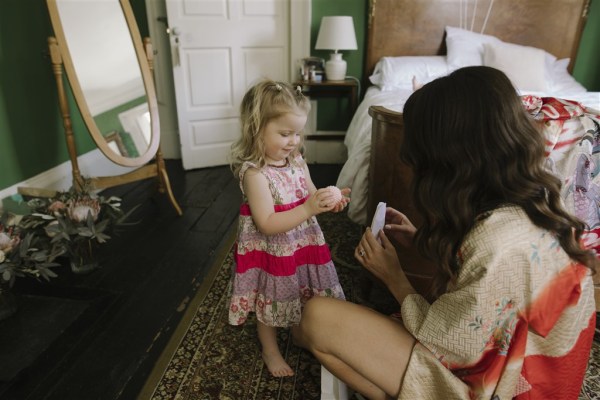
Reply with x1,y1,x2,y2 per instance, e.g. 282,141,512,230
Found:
0,160,343,400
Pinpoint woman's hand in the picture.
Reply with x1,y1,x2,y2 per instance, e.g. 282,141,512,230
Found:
384,207,417,248
355,227,417,303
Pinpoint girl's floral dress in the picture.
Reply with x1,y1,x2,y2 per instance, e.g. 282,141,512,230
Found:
397,205,596,399
228,154,345,327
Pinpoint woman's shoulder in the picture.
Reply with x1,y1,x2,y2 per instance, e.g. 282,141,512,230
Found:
463,205,541,256
475,205,531,231
461,205,573,274
457,205,563,288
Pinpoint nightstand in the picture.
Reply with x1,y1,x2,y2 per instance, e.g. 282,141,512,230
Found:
294,78,358,114
293,79,358,164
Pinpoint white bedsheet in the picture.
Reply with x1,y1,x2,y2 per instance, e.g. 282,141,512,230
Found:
336,86,412,225
337,86,600,226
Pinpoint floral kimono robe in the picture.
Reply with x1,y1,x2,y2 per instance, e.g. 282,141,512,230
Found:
398,205,596,399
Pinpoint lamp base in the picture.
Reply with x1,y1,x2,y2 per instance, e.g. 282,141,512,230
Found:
325,53,346,81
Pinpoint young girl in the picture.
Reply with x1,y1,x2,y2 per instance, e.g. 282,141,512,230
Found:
228,80,348,377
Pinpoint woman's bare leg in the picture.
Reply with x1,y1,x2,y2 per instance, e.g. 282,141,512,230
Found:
293,297,416,399
257,321,294,377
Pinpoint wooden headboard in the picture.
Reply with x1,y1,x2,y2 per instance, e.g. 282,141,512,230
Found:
365,0,590,81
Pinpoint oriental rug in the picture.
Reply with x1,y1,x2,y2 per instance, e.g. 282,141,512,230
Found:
139,211,600,400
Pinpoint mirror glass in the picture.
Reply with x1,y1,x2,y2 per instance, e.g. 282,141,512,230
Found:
47,0,159,167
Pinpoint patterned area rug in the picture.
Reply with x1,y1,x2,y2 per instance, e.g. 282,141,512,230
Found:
139,211,600,400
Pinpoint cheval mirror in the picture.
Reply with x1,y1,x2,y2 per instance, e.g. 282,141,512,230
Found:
42,0,182,215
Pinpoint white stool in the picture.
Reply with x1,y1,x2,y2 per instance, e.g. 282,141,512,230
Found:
320,365,349,400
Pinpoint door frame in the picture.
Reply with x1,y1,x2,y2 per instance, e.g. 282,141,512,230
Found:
144,0,311,160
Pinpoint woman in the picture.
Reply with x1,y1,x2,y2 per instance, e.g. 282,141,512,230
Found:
292,66,597,399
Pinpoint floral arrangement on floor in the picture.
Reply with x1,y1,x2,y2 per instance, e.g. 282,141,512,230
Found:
0,185,136,285
19,186,137,274
0,212,62,287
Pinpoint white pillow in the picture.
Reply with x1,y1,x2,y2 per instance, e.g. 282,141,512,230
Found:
445,26,500,70
445,25,587,94
369,56,450,91
482,41,547,91
548,58,587,94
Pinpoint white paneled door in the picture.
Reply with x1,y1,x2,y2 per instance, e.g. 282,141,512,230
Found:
166,0,290,170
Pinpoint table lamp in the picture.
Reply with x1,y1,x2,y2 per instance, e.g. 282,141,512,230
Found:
315,16,357,81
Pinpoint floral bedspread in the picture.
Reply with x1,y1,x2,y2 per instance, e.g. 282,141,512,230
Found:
523,95,600,255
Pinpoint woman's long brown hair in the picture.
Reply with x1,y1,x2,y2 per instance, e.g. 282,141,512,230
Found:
401,66,597,298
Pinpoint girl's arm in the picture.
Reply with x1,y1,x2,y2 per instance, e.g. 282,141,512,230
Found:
243,168,332,235
302,162,318,195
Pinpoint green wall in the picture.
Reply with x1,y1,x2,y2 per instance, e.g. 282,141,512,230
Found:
0,0,94,191
310,0,368,131
573,0,600,91
1,0,599,192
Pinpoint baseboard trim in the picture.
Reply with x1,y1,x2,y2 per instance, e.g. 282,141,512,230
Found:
0,149,138,202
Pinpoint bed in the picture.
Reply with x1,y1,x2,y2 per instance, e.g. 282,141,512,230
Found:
336,0,600,299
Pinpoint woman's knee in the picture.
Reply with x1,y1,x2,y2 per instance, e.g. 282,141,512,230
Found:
294,297,337,347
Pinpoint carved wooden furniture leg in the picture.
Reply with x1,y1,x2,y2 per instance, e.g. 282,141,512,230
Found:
48,37,85,191
157,152,183,216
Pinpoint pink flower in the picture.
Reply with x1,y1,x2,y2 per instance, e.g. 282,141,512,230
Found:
301,287,312,300
230,304,239,313
0,231,19,253
47,201,67,216
299,177,307,189
296,189,303,199
0,232,12,251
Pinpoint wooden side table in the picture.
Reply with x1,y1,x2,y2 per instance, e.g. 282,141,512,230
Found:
293,78,358,114
293,79,359,140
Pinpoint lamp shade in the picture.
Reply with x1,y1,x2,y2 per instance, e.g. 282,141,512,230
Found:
315,16,357,51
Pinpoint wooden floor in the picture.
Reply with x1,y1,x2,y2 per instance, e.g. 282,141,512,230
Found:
0,160,343,400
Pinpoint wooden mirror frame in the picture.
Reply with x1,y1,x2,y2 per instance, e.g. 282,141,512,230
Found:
43,0,182,215
46,0,158,167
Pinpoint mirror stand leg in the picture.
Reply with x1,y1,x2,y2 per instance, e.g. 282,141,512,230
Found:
155,148,182,216
158,167,183,216
49,37,85,193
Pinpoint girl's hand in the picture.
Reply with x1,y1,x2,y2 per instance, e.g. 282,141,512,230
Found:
355,227,416,302
304,188,336,216
330,188,351,213
384,207,416,248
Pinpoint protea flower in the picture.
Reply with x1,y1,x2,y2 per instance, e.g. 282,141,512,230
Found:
67,197,101,223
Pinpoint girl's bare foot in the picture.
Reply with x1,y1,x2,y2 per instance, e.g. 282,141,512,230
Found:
262,350,294,377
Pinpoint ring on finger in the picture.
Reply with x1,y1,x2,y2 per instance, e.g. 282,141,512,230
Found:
358,249,365,257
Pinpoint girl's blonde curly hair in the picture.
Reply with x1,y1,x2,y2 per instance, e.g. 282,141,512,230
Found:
230,80,310,177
